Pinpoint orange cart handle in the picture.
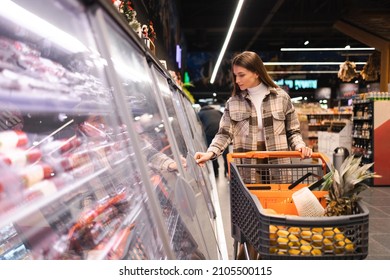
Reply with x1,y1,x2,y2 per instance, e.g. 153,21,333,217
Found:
226,151,330,177
227,151,328,161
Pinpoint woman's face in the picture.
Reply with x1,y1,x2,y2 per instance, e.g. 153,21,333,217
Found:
233,65,260,90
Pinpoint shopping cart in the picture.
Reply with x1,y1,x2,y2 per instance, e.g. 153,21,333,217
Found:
227,151,369,260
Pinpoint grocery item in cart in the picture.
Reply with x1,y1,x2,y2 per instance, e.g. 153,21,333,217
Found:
292,187,325,217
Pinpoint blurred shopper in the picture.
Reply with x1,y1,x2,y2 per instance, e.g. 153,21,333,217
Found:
198,103,228,177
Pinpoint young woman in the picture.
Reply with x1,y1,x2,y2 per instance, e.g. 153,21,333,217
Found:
194,51,312,183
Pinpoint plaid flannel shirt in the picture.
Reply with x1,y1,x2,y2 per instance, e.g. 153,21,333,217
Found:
207,86,305,181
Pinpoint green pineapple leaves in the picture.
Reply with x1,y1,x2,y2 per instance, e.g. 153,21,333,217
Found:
338,155,380,197
323,154,381,216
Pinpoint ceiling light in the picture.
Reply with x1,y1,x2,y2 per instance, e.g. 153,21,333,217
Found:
268,70,362,74
268,71,340,74
280,47,375,51
291,96,303,102
210,0,245,84
1,0,88,53
264,62,366,66
304,40,309,45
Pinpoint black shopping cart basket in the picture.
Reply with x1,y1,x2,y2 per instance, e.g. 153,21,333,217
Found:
227,151,369,260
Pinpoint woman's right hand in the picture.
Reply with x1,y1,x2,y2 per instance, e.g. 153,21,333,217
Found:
194,151,214,167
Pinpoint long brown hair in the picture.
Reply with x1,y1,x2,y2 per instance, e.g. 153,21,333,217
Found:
231,51,278,96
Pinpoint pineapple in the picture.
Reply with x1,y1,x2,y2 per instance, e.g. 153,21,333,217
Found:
321,155,381,216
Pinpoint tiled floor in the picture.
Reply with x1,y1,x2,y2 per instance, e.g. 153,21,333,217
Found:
360,186,390,260
215,158,390,260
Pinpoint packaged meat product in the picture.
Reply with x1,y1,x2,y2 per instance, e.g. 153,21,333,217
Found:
78,121,109,140
24,172,69,199
0,36,40,66
58,150,91,171
0,130,28,151
24,180,57,202
24,173,74,204
89,144,116,169
41,137,82,156
0,148,41,166
69,160,95,178
20,164,54,187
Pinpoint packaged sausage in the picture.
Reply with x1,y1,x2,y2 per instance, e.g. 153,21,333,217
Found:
24,173,74,202
41,137,82,156
20,164,54,187
0,130,28,151
0,148,41,166
59,150,91,171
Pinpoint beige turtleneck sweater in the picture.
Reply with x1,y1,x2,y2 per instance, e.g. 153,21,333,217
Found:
247,82,268,141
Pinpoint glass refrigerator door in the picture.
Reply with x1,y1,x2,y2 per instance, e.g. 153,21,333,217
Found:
94,10,219,259
173,91,214,176
149,66,220,259
178,93,211,155
0,0,166,260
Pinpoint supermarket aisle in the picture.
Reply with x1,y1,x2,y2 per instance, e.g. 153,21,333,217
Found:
360,187,390,260
215,157,234,259
215,156,390,260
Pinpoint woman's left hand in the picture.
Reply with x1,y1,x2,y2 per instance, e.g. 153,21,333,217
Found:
297,146,313,159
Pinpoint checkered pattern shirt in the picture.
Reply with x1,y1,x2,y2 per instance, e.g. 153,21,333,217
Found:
207,86,305,167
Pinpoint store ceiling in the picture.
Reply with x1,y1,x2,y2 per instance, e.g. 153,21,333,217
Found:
176,0,390,53
175,0,390,98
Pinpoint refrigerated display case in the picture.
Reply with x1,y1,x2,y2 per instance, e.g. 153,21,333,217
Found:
0,0,225,260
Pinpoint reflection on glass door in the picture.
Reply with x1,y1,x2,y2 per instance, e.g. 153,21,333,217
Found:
97,12,219,259
150,66,220,258
0,0,166,260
